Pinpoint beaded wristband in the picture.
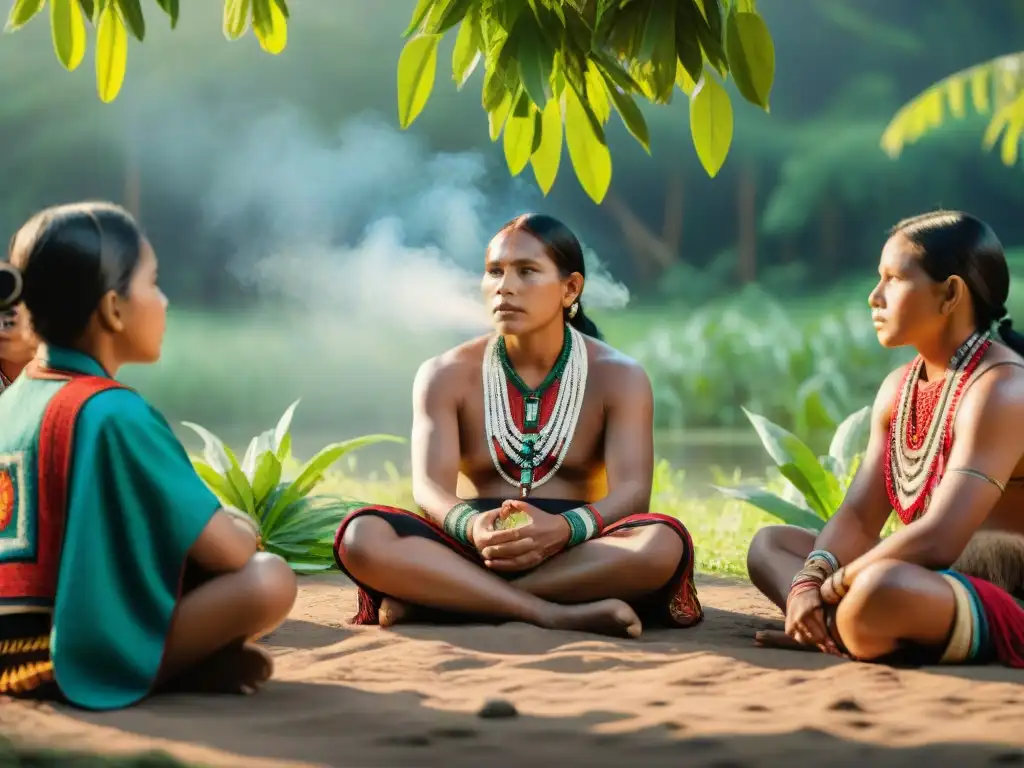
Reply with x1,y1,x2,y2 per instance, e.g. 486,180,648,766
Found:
560,505,604,548
443,502,479,544
806,549,840,574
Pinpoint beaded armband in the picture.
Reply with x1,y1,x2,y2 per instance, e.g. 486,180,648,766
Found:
560,505,604,548
788,548,841,598
443,502,479,544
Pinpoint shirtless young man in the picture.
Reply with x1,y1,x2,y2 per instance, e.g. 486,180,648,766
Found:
333,213,702,638
748,210,1024,667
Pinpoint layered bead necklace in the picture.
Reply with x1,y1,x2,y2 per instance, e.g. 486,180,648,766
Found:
885,330,991,524
482,324,588,497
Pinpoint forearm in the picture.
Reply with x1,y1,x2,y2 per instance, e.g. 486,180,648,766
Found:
587,481,650,527
813,510,884,568
412,479,467,527
842,520,954,583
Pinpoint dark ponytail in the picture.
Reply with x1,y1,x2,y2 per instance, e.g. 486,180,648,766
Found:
495,212,604,340
5,201,144,347
892,209,1024,358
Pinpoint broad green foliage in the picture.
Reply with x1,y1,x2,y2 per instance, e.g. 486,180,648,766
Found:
3,0,776,202
714,406,871,532
182,399,404,573
398,0,776,201
882,52,1024,167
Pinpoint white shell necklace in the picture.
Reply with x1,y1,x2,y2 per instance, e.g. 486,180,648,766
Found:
482,324,588,497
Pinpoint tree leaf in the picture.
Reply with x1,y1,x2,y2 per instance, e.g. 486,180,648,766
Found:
639,0,676,102
713,484,826,532
154,0,178,28
584,59,610,124
428,0,472,35
402,0,436,37
689,71,733,177
517,20,551,108
452,8,482,88
693,0,727,75
602,70,651,152
115,0,144,41
530,96,562,194
724,9,774,111
6,0,45,32
487,88,512,140
503,90,536,176
223,0,250,40
95,1,127,102
397,34,440,129
50,0,87,71
564,83,612,204
77,0,95,24
674,2,703,84
252,0,286,54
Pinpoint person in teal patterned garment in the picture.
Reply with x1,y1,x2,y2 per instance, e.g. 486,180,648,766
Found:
0,201,297,710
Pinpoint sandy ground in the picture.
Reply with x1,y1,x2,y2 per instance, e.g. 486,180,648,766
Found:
2,574,1024,767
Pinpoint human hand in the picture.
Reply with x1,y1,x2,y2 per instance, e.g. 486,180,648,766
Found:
475,500,571,573
785,586,840,655
819,567,849,606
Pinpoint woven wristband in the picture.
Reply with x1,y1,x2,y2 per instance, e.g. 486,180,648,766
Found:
806,549,840,575
443,502,479,544
560,505,604,548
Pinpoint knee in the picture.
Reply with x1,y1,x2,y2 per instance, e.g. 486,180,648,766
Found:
245,552,298,624
836,559,912,657
746,525,788,581
337,515,392,572
637,525,685,582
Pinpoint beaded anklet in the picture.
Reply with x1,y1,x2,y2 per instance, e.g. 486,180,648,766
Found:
560,505,604,548
443,502,479,544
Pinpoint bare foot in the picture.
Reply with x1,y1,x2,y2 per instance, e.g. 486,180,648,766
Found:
548,599,642,638
379,597,413,628
163,642,274,695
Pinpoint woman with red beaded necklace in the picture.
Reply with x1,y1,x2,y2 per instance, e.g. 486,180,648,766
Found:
747,210,1024,668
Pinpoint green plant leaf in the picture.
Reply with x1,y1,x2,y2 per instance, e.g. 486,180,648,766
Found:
689,71,733,177
724,9,774,111
402,0,436,36
564,83,612,204
713,484,825,532
584,60,610,124
251,450,283,509
397,33,440,129
6,0,45,31
530,96,562,194
77,0,95,24
503,90,536,176
155,0,178,28
290,435,406,498
517,21,551,108
452,8,482,88
223,0,250,40
180,421,234,475
115,0,144,41
639,0,676,102
289,562,335,574
252,0,286,54
191,458,245,509
828,405,871,478
743,407,834,519
95,1,127,101
487,87,512,140
693,0,727,75
674,2,703,84
603,73,650,153
51,0,87,71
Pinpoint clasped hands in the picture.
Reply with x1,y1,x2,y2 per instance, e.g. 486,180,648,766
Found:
468,499,570,573
783,567,849,656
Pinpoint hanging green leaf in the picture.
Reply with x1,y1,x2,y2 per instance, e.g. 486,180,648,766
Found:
724,8,775,111
116,0,145,41
223,0,250,40
488,88,512,140
674,2,703,84
639,0,676,102
517,20,552,108
585,60,610,124
78,0,96,24
252,0,287,54
50,0,87,71
604,74,651,153
452,8,482,87
397,33,440,129
530,96,562,194
95,1,128,102
693,0,727,75
154,0,178,28
6,0,45,32
403,0,437,37
565,84,612,204
503,90,536,176
689,71,733,177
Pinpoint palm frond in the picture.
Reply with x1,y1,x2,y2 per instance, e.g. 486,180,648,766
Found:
881,51,1024,165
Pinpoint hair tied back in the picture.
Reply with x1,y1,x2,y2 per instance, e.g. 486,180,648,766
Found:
0,263,23,311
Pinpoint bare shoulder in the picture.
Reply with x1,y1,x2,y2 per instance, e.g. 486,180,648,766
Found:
872,363,912,429
413,335,491,400
959,343,1024,420
584,336,652,397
